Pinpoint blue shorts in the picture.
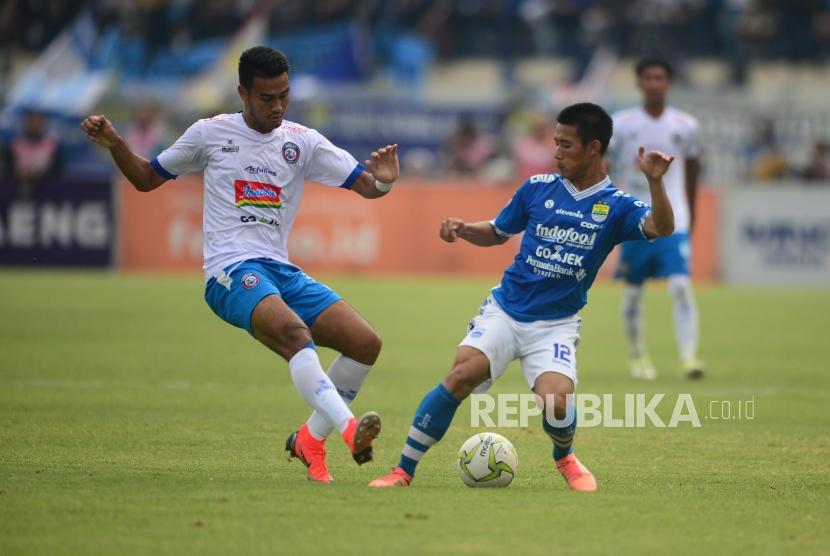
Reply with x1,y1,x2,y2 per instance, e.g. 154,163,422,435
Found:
616,232,690,285
204,258,341,335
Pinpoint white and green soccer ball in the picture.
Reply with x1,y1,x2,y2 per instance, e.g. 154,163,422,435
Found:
457,432,518,488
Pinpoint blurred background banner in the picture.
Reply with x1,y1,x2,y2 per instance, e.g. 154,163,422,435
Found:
293,98,504,175
721,188,830,284
0,176,114,267
118,175,203,271
118,175,522,275
0,0,827,283
118,175,720,280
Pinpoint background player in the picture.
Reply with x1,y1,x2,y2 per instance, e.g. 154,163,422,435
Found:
369,103,675,491
609,58,704,380
80,46,400,483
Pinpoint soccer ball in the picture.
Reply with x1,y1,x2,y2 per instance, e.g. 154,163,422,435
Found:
457,432,518,488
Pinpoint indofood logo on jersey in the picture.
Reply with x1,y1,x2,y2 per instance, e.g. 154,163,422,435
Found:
234,180,283,208
535,224,596,248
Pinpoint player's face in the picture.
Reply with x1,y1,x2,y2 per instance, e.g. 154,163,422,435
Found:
637,66,671,105
554,123,599,179
238,74,290,133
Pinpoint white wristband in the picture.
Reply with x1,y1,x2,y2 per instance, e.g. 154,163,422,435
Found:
374,178,395,193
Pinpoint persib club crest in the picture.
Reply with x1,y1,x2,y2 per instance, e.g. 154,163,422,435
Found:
241,272,260,289
591,202,609,222
282,142,300,165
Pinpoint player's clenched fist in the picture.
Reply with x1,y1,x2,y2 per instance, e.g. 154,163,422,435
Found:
440,218,466,243
80,115,121,149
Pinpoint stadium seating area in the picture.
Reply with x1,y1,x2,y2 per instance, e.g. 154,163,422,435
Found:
1,0,828,184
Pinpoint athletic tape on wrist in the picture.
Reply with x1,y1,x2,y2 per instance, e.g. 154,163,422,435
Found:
374,179,395,193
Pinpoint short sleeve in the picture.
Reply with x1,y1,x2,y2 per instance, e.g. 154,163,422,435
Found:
617,195,652,243
152,120,207,180
304,129,363,189
684,118,702,159
492,180,531,236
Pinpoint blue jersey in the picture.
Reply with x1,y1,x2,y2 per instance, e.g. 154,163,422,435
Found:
491,174,651,322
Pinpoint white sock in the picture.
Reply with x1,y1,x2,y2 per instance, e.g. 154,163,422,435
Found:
668,275,699,363
288,348,353,433
306,356,372,440
621,284,646,358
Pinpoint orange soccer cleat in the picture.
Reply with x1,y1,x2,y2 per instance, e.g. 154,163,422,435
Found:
342,411,381,465
555,453,598,492
285,424,334,483
368,467,413,488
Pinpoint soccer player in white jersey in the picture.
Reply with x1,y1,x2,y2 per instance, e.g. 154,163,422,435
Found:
370,103,676,491
609,58,704,380
80,46,400,483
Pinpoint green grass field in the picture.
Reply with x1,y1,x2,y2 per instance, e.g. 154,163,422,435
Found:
1,271,829,555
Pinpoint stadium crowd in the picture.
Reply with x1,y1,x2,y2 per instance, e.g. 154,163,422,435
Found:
1,0,828,185
4,0,830,68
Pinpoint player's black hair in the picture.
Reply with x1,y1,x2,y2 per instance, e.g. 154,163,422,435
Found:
556,102,613,155
238,46,290,90
635,57,674,79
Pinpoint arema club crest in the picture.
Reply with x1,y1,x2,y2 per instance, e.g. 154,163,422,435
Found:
241,273,260,289
282,142,300,165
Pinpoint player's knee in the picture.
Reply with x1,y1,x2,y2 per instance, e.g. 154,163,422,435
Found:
547,392,570,420
361,329,383,362
279,322,313,351
444,364,482,400
342,329,382,365
668,276,693,303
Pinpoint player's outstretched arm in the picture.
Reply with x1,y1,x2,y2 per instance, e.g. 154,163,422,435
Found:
80,115,166,192
440,218,509,247
638,146,675,239
352,144,399,199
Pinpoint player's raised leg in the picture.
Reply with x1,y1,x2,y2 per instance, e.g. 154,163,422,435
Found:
251,295,379,473
369,347,490,487
286,300,382,481
667,274,704,379
535,372,597,492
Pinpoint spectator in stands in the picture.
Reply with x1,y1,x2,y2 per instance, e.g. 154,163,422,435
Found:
801,141,830,181
511,109,558,182
745,118,787,181
124,102,167,159
2,109,62,199
1,0,82,52
444,116,498,177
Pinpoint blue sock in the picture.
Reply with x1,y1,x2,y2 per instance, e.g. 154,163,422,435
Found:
543,408,577,461
398,383,461,477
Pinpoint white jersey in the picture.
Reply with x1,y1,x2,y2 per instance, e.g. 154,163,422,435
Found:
609,106,701,233
151,112,362,280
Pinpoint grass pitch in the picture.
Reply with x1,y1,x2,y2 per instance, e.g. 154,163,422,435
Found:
1,271,829,555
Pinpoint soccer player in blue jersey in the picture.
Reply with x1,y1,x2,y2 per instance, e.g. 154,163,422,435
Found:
609,58,704,380
370,103,675,491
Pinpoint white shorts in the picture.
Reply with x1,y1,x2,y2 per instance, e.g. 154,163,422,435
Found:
459,296,582,394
